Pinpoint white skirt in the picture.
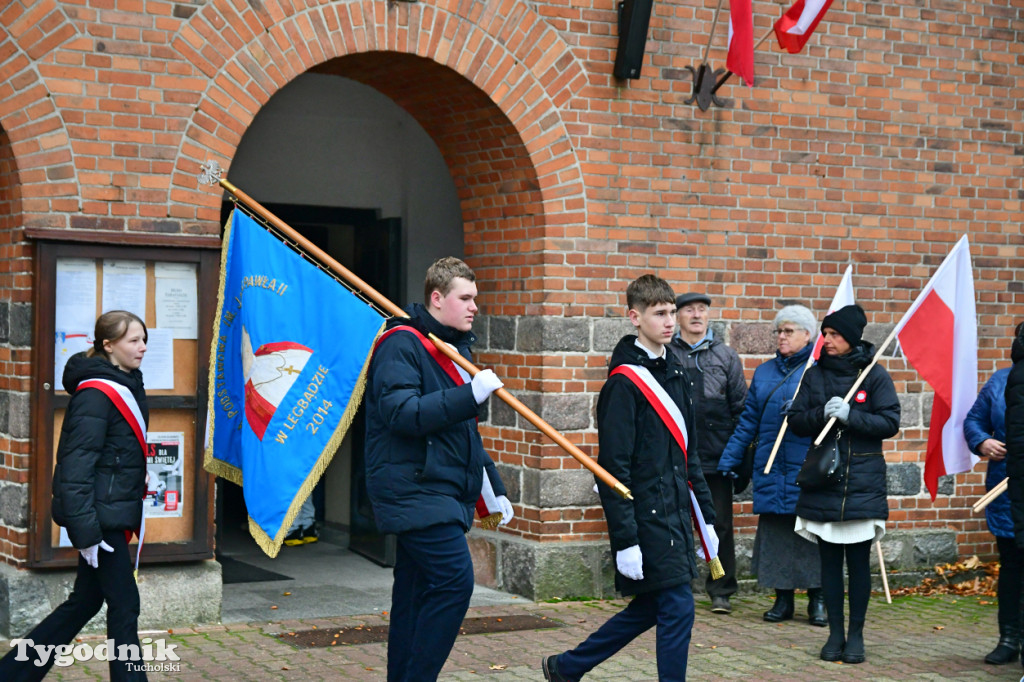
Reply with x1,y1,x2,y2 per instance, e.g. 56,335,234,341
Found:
794,516,886,545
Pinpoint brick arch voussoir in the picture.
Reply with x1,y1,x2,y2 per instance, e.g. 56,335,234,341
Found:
0,32,81,215
172,0,587,226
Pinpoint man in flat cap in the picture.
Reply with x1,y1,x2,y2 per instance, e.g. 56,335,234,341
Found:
668,292,747,614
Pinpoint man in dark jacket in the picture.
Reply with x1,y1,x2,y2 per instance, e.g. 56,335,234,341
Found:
364,257,512,682
668,291,747,614
542,275,716,682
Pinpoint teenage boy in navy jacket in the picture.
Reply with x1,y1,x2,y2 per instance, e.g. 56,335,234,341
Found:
365,257,513,682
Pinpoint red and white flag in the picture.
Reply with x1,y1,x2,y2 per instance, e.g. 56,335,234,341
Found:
812,264,855,360
894,236,978,499
727,0,754,86
774,0,834,54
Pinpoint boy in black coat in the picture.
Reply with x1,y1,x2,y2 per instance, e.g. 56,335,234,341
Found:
542,275,716,682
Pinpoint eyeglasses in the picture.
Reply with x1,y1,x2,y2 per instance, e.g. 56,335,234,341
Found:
773,328,799,337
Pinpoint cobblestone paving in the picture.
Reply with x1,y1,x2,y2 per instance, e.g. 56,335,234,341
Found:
11,593,1022,680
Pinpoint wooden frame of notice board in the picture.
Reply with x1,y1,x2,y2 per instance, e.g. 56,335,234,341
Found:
29,238,220,567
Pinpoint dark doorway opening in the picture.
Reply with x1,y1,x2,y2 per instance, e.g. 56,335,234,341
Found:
215,201,401,567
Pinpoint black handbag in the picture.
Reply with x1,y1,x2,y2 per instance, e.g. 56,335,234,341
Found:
796,429,844,490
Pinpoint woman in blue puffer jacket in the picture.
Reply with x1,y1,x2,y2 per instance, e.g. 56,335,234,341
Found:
719,305,823,626
964,333,1017,666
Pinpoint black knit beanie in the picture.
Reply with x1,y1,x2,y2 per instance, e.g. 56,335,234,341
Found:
821,304,867,347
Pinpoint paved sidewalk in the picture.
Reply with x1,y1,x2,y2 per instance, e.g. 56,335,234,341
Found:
11,593,1020,681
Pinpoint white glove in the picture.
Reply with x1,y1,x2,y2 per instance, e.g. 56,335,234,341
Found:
495,495,514,525
471,369,503,404
79,540,114,569
824,396,851,424
697,526,719,561
616,545,644,581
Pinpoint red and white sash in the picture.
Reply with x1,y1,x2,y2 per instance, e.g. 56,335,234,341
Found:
608,364,721,569
76,378,147,575
374,326,504,529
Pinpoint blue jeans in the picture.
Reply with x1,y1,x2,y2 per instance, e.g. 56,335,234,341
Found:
387,523,474,682
557,583,694,681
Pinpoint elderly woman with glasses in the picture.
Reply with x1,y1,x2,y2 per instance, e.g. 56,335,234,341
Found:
718,305,824,626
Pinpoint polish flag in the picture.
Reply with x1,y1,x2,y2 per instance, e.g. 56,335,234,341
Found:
774,0,834,54
894,236,978,499
727,0,754,86
812,264,855,360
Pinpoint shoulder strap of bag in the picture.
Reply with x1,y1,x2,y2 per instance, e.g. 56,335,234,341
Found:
758,363,803,423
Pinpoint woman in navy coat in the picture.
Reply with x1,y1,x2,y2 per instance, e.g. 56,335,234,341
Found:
719,305,823,626
964,354,1016,665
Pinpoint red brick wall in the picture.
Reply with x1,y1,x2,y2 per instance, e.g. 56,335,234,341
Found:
0,0,1019,565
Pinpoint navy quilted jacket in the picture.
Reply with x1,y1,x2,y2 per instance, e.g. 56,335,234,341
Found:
364,304,505,535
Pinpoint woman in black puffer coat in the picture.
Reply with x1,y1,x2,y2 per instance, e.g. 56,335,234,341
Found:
0,311,150,682
788,305,901,666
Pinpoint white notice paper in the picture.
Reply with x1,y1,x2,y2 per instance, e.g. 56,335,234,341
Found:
55,258,97,333
54,331,93,388
102,260,147,320
139,328,174,390
155,263,197,339
58,526,72,548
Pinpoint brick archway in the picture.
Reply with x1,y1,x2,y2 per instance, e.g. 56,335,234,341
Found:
171,0,589,313
0,15,79,220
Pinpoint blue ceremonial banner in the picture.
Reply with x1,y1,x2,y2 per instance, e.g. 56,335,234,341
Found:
204,208,384,557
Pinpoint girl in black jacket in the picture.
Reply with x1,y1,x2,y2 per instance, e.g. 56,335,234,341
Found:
0,311,149,681
788,305,901,666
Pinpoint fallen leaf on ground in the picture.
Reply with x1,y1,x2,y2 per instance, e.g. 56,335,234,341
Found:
889,557,997,598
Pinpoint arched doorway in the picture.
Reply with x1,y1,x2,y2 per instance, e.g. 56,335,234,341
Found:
213,55,546,617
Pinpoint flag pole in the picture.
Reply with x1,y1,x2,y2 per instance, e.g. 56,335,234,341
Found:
763,350,816,474
211,174,633,501
876,542,892,603
812,326,899,447
693,0,728,93
711,25,775,93
973,478,1007,513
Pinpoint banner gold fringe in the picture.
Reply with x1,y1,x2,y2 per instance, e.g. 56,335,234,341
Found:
249,320,383,558
202,210,243,486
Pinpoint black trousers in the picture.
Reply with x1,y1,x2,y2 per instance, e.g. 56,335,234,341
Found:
0,530,146,681
704,473,737,598
996,536,1023,635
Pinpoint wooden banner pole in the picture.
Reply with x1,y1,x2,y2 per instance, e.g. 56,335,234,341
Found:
215,175,632,500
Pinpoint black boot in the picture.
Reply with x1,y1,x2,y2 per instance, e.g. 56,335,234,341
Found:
842,619,865,664
820,611,845,662
807,588,827,627
984,634,1020,665
763,589,795,622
